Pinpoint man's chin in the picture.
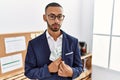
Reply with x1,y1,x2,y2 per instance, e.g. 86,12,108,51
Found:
52,30,59,32
51,28,60,32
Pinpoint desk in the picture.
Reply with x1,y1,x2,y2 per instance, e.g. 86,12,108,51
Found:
75,53,92,80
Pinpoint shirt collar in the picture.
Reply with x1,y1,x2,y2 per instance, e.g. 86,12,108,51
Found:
46,30,63,40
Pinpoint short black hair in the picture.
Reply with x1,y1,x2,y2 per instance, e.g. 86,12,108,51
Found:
45,2,63,12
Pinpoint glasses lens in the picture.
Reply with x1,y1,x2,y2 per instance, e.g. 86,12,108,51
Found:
57,15,64,20
48,14,56,20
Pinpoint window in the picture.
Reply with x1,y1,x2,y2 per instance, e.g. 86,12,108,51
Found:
93,0,120,72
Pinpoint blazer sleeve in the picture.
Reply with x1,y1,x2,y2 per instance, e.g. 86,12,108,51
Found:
24,41,52,79
72,39,83,79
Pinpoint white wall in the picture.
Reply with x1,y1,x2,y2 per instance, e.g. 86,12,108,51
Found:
0,0,93,51
79,0,94,52
0,0,42,33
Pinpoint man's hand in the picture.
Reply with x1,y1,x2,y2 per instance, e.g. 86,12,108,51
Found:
58,61,73,77
48,57,62,73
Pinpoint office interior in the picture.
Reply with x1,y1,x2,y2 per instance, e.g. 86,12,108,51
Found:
0,0,120,80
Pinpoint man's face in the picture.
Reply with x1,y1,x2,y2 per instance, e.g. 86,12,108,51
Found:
44,7,64,32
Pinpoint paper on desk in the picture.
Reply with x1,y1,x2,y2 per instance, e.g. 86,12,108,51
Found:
0,53,23,73
4,36,26,53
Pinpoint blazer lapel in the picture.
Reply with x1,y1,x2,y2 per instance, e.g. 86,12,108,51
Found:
61,31,68,61
40,31,51,57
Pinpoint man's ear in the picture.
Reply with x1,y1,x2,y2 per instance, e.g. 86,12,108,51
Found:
43,14,47,22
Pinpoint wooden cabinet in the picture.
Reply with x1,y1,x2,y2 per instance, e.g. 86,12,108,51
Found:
75,53,92,80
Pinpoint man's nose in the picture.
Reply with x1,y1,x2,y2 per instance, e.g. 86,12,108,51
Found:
54,17,59,23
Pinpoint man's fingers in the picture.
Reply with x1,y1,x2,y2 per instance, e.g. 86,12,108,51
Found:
59,62,64,71
53,57,62,65
58,68,62,73
61,61,67,69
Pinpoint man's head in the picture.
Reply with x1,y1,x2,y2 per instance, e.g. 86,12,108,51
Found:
43,2,65,32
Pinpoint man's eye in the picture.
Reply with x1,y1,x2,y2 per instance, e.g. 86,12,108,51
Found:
58,15,62,18
50,15,55,18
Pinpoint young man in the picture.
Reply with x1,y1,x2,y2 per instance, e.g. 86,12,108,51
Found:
24,2,83,80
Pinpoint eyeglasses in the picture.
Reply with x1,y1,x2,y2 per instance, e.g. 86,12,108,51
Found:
48,14,65,21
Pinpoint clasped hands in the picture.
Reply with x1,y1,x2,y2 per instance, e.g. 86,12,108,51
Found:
48,57,73,77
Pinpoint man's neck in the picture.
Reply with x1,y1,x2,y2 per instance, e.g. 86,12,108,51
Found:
47,29,61,41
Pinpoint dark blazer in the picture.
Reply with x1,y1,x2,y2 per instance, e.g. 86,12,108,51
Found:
24,30,83,80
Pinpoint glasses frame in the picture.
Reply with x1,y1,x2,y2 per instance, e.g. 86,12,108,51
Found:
47,14,65,21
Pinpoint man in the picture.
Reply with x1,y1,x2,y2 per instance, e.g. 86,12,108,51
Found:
24,2,83,80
